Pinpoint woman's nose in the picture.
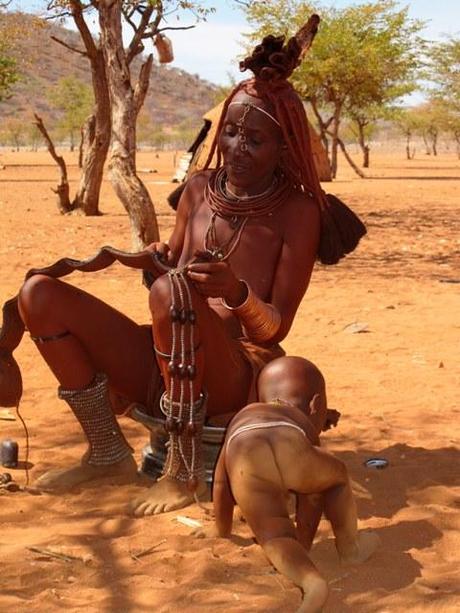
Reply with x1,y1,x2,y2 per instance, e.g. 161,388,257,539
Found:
229,136,248,158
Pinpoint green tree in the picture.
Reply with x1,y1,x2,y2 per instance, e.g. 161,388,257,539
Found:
212,72,237,106
47,76,94,151
0,115,26,149
426,36,460,157
428,36,460,111
415,99,449,156
242,0,425,177
393,106,423,160
0,8,20,101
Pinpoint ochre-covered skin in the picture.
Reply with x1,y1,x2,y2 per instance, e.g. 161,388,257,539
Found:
196,357,379,612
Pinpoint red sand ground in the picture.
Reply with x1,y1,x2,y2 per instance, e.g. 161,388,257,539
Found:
0,149,459,612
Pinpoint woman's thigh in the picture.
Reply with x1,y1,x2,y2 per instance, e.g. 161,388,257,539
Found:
20,275,156,403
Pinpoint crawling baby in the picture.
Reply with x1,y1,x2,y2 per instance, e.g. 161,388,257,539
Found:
199,357,379,612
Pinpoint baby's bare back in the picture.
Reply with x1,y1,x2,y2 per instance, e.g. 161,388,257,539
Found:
225,403,319,497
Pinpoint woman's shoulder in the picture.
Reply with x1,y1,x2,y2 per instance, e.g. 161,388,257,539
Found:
176,170,213,213
282,186,320,228
185,169,214,191
288,185,319,209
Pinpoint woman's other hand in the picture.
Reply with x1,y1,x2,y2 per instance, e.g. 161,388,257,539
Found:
187,260,247,305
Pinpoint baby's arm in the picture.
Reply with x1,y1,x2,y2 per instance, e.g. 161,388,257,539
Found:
296,493,324,550
192,449,234,539
213,450,235,537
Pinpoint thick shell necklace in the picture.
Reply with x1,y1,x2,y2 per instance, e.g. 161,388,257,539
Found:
203,167,291,261
205,166,292,222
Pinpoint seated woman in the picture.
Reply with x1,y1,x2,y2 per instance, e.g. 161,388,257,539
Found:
14,17,365,515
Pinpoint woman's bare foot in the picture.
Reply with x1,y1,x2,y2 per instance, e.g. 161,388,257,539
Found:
130,475,207,517
298,575,328,612
337,530,380,566
34,455,138,491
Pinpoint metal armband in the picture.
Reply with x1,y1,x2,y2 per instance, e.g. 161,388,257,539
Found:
222,281,281,343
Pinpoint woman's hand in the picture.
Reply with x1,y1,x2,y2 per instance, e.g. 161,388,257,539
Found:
144,241,174,265
187,260,247,305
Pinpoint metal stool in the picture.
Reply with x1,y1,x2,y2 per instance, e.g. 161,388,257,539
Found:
131,405,226,484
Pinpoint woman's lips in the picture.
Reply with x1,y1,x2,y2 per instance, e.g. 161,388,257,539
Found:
228,163,249,174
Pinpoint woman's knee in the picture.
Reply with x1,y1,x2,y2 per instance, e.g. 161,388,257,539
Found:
148,275,172,322
18,274,60,325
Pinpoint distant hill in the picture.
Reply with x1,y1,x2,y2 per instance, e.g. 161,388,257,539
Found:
0,14,218,129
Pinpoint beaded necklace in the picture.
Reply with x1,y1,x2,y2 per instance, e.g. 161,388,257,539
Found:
206,166,292,219
203,167,292,261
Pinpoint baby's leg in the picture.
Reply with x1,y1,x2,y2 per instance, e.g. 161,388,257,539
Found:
228,442,328,612
323,475,380,565
262,534,328,612
296,493,324,551
292,446,379,565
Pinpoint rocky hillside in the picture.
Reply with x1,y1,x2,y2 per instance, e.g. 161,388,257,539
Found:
0,13,217,128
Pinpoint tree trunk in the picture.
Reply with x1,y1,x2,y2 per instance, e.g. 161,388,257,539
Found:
335,136,365,178
99,0,159,249
72,49,111,216
356,120,370,167
422,133,431,155
454,131,460,159
431,130,438,156
33,113,72,214
405,132,411,160
330,105,341,179
78,124,84,169
308,97,331,160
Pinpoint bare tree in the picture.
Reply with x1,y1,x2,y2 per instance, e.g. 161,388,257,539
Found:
34,113,73,213
47,0,111,216
47,0,211,247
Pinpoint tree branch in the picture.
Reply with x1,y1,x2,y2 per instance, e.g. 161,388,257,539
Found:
69,0,98,58
133,54,153,115
156,24,196,33
51,35,88,57
126,4,154,65
331,134,366,178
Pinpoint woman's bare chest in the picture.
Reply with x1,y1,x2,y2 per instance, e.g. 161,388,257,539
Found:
181,203,284,295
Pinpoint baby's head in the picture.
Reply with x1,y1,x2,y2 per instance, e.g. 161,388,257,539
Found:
257,356,327,432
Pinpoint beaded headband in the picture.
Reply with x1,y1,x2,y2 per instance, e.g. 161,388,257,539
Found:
228,101,281,127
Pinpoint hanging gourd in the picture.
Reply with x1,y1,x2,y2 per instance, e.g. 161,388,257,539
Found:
154,33,174,64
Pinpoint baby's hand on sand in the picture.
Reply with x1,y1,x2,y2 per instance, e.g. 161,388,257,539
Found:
191,524,221,539
323,408,341,431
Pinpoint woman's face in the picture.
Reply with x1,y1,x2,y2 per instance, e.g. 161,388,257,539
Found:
218,92,283,193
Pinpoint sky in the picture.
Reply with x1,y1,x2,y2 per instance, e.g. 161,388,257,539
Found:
7,0,460,86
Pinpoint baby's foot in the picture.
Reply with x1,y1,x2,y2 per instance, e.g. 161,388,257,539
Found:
338,530,380,566
298,575,328,612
